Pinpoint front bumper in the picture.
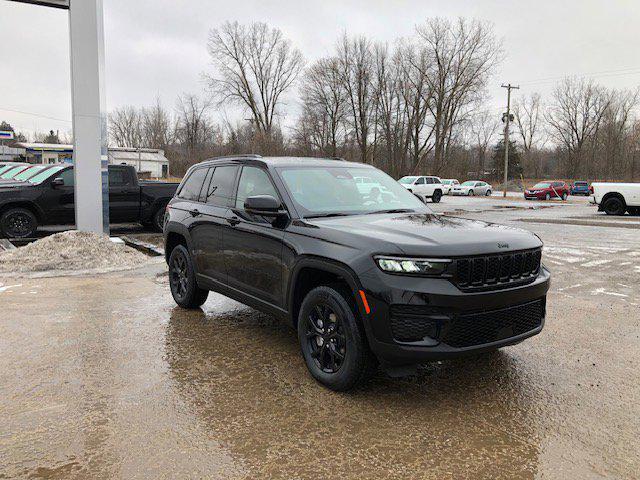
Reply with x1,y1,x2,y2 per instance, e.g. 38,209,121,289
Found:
357,266,551,366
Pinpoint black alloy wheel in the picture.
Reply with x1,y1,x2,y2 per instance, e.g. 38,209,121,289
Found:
305,303,347,374
298,286,377,391
0,208,37,238
168,244,209,308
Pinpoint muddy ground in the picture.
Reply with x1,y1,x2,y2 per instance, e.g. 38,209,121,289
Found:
0,195,638,479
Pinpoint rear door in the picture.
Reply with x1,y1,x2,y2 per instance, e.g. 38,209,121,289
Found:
190,164,239,284
222,165,286,308
108,166,140,222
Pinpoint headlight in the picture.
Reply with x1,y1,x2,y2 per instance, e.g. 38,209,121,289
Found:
375,256,451,275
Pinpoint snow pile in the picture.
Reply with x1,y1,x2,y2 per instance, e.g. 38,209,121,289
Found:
0,231,149,273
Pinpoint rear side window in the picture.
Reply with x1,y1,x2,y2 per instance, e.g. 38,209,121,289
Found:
235,166,279,209
205,165,238,207
108,168,131,186
178,167,208,202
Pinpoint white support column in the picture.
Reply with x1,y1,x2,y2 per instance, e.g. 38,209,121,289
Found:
68,0,109,233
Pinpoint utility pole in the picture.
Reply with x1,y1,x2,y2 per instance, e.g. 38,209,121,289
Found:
501,83,519,197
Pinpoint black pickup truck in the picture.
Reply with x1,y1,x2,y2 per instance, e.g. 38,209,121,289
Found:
0,164,178,238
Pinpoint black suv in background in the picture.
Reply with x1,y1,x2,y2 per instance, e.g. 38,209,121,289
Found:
164,155,550,391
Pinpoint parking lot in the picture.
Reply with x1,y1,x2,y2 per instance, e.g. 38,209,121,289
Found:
1,194,638,479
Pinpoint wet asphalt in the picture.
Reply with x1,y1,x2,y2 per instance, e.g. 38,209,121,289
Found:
1,195,639,479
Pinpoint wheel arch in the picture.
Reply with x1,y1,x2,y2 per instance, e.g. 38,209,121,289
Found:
287,256,364,329
0,201,44,222
164,223,193,264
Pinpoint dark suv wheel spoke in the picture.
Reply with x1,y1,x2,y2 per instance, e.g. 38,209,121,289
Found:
305,302,346,374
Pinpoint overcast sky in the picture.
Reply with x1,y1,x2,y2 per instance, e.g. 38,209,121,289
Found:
1,0,639,137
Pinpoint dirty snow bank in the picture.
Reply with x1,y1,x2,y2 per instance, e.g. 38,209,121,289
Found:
0,231,149,273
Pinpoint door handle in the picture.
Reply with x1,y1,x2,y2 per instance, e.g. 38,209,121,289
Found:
189,208,201,217
226,216,240,226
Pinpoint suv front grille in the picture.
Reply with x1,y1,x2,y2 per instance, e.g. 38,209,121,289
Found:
441,299,545,348
453,248,542,291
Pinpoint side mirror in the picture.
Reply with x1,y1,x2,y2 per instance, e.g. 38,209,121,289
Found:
244,195,284,216
51,177,64,188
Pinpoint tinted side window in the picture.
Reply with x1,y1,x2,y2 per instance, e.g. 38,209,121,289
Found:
206,165,238,207
109,168,130,186
416,177,426,185
235,167,278,209
178,168,208,202
59,168,75,186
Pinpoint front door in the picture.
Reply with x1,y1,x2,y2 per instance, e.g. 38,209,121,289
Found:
222,166,285,308
108,166,140,223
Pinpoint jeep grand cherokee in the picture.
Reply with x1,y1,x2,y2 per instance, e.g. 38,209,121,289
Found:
164,155,550,391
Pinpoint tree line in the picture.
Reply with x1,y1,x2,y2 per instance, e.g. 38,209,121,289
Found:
12,18,640,182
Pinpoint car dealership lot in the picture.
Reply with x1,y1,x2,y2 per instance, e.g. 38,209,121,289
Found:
1,195,638,479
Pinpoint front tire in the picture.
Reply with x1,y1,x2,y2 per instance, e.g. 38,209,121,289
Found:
0,207,38,238
431,189,442,203
545,193,551,201
298,286,377,391
168,244,209,308
467,189,474,196
561,192,568,201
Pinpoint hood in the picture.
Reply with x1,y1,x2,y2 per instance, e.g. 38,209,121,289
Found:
306,213,542,257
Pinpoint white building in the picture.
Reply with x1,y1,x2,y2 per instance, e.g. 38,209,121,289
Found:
12,143,170,178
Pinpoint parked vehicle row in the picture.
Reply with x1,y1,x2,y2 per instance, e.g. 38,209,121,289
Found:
398,176,494,201
165,155,550,391
0,163,178,238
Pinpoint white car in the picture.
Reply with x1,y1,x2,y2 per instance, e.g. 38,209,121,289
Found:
398,175,444,203
452,180,492,196
441,179,460,195
590,182,640,215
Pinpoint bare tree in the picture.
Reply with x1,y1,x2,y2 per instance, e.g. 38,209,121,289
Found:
206,21,304,136
174,93,219,169
469,109,499,176
337,34,376,163
414,18,503,174
142,97,174,149
546,78,611,177
298,57,348,156
109,106,143,147
513,93,544,177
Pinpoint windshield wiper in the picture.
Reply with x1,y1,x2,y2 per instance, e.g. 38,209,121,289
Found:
305,212,352,219
368,208,415,214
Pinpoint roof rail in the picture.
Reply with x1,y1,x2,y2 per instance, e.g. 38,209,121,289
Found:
207,153,262,161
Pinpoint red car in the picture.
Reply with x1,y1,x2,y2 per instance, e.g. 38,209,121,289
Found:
524,181,570,201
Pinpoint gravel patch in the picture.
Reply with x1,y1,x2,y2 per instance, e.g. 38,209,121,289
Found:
0,231,149,274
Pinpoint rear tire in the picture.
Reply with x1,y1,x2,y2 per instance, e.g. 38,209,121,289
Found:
431,189,442,203
603,197,626,216
485,189,492,196
561,192,568,201
151,205,167,232
298,286,377,391
168,244,209,308
0,207,38,238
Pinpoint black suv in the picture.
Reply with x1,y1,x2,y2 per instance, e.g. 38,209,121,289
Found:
164,155,550,390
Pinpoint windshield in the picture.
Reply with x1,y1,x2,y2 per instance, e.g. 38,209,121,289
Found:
398,176,418,184
28,165,67,184
461,181,476,186
532,182,551,189
278,166,428,217
0,165,28,179
441,180,452,185
14,165,47,181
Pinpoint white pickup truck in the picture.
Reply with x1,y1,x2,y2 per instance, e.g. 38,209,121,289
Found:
590,183,640,215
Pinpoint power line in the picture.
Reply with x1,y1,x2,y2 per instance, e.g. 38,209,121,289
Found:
517,67,640,87
0,107,72,123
